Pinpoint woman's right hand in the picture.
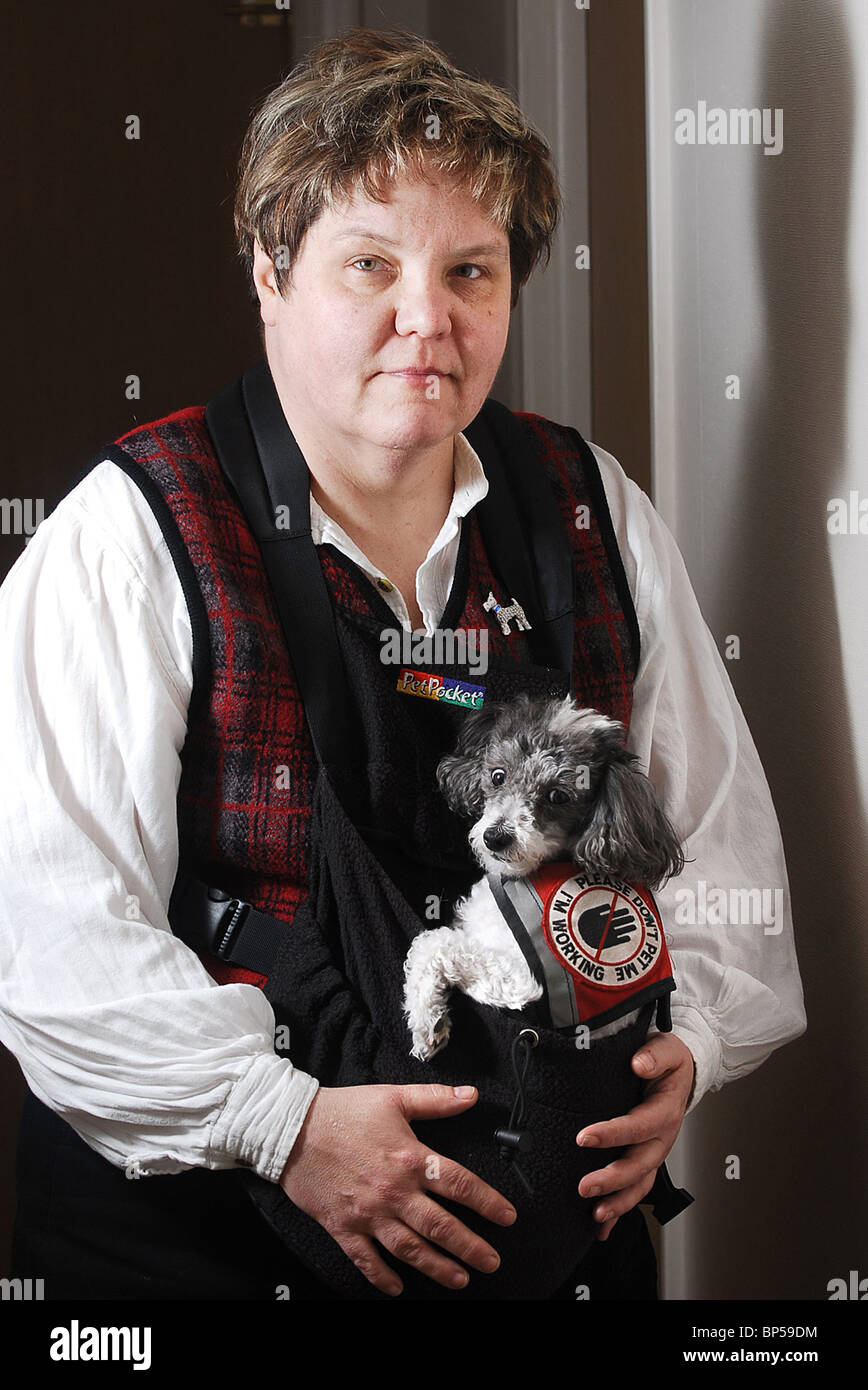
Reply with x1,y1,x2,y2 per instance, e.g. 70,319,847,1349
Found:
278,1082,517,1296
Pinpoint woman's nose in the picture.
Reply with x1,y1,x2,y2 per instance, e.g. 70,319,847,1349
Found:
392,276,454,338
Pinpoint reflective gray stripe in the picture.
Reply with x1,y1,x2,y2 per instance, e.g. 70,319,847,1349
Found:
497,876,580,1030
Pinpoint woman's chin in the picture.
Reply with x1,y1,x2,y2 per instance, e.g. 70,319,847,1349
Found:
368,401,458,450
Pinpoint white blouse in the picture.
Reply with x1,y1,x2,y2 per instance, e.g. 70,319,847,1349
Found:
0,421,806,1184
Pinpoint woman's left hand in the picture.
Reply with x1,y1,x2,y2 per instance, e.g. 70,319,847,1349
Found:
576,1032,696,1240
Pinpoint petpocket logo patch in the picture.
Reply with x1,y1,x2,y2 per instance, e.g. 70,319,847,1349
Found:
397,667,485,708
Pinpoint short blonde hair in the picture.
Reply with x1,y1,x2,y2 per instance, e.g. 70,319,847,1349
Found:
233,26,562,310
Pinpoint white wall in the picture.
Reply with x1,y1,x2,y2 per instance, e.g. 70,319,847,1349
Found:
646,0,867,1298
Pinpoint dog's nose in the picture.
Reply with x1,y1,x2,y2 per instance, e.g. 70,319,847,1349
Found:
483,824,514,852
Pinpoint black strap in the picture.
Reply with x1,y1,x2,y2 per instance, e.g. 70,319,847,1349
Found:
487,872,553,1029
167,872,284,978
644,1162,695,1224
204,362,357,789
465,400,575,675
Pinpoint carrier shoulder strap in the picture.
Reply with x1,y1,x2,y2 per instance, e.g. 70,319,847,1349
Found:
465,396,576,676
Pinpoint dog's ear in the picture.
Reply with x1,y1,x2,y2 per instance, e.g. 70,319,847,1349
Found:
436,704,503,817
572,751,684,888
453,702,506,758
436,750,486,817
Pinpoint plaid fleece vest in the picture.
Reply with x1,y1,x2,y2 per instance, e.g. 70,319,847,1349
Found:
107,401,639,986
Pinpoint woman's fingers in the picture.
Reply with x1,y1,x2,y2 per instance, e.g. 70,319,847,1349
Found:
590,1169,658,1227
337,1187,504,1296
402,1191,502,1273
374,1218,475,1290
280,1085,517,1296
421,1149,517,1228
595,1213,619,1242
339,1232,405,1297
578,1137,668,1202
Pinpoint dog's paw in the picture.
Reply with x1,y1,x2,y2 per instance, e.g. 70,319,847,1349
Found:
410,1013,452,1061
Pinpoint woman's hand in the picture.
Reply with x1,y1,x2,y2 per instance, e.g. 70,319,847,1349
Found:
278,1082,517,1296
576,1033,696,1240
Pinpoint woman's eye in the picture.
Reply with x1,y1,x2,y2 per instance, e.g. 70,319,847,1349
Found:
548,787,571,806
490,769,506,787
350,259,484,279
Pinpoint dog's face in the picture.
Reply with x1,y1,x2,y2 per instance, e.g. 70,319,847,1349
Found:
437,694,684,886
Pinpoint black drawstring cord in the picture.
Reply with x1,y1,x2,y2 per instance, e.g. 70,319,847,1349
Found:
494,1028,538,1197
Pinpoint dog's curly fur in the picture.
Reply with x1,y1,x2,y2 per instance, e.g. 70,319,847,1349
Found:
403,694,684,1059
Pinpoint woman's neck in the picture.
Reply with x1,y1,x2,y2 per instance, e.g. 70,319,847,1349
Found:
290,424,456,610
269,371,458,627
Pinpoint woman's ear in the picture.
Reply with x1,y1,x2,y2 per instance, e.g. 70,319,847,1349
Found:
572,752,684,888
252,239,281,325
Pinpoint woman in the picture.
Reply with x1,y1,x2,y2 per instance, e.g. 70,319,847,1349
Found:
0,28,805,1300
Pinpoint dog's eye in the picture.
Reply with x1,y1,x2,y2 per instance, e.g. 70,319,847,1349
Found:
547,787,571,805
490,768,506,787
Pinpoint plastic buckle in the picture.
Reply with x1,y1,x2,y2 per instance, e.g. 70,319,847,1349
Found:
205,887,251,961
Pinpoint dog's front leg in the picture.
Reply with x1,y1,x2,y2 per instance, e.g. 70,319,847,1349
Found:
451,879,544,1012
403,926,462,1060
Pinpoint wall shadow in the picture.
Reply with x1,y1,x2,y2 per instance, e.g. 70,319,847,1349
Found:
686,0,865,1299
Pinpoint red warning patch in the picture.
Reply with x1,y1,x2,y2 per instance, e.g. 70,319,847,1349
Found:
530,861,675,1027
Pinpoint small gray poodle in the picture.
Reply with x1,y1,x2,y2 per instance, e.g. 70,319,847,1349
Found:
403,694,684,1059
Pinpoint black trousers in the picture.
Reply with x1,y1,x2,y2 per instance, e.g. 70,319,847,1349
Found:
11,1091,658,1301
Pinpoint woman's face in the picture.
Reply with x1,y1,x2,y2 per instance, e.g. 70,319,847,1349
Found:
254,167,513,462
